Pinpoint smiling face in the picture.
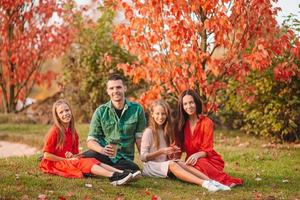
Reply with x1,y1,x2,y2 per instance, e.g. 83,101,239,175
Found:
56,103,72,127
182,94,197,116
152,105,167,127
106,79,127,103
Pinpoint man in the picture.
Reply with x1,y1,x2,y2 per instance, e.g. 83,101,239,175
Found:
83,73,146,176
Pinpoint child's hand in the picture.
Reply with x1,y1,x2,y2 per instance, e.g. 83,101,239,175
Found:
65,151,73,158
171,145,181,153
161,147,174,155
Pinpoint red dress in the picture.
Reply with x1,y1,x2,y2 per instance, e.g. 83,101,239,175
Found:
184,116,243,186
39,126,100,178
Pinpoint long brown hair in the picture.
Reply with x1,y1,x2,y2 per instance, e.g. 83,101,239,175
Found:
177,89,202,144
148,100,174,150
51,99,76,150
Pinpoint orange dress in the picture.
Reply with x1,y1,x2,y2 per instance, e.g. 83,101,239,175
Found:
39,126,100,178
184,116,243,186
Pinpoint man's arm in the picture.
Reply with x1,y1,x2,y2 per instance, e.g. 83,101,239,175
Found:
87,107,113,157
87,139,104,154
87,139,115,157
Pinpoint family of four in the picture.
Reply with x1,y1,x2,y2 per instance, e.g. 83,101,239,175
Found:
39,74,243,192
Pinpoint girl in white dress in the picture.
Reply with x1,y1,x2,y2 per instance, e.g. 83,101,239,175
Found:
140,100,231,192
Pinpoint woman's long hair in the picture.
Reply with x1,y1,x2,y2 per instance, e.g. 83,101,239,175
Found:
177,89,202,145
149,100,174,150
51,99,76,150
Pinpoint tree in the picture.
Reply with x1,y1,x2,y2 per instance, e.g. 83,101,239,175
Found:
62,9,139,122
216,7,300,142
0,0,75,113
105,0,299,111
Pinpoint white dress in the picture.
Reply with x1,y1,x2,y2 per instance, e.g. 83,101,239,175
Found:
140,128,171,178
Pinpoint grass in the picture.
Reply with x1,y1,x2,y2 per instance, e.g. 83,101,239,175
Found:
0,124,299,200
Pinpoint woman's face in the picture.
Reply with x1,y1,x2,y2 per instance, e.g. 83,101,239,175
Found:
182,95,197,116
152,105,167,127
56,103,72,126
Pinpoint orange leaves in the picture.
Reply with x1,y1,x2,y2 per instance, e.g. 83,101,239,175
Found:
110,0,300,111
0,0,75,112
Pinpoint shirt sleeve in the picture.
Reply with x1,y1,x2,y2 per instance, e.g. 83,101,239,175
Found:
199,118,214,153
140,128,152,162
135,105,147,139
87,108,104,143
43,126,58,154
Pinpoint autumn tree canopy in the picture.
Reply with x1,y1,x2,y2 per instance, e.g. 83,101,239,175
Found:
0,0,75,113
106,0,300,111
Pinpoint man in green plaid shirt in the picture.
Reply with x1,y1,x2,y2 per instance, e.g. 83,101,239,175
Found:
83,73,147,173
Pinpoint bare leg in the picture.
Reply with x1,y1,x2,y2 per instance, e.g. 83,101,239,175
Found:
99,163,123,173
177,161,210,180
168,161,205,186
90,165,114,177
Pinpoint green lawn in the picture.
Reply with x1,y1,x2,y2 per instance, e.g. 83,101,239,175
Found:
0,123,299,200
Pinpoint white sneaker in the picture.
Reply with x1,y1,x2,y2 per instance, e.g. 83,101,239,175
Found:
209,180,231,191
202,180,220,192
132,170,142,180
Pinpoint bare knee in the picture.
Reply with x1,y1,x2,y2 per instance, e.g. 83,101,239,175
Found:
169,161,179,172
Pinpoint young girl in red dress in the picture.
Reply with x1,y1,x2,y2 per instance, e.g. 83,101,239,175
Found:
177,90,243,187
39,99,132,186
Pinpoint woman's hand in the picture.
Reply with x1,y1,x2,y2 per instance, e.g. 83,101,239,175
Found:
161,147,175,155
185,152,201,166
65,151,73,158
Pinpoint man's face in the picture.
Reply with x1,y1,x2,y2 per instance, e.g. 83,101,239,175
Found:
106,79,127,103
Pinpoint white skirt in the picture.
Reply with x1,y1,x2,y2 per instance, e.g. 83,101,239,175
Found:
142,161,171,178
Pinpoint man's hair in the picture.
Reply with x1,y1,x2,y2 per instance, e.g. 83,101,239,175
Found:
108,73,124,82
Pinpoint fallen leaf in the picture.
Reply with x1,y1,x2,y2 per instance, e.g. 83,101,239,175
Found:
85,183,93,188
38,194,47,200
15,173,20,179
58,196,66,200
66,192,73,197
145,188,151,196
253,190,263,200
152,195,161,200
255,177,262,181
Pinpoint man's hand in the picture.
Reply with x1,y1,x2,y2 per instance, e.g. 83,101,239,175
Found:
101,144,115,157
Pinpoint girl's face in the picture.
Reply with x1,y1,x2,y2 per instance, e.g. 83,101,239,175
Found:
152,105,167,127
56,103,72,126
182,95,197,116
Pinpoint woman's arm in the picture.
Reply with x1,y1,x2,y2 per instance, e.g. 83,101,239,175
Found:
43,152,71,161
144,147,174,161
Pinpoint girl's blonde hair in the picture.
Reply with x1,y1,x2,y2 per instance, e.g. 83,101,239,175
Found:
51,99,75,150
149,100,174,150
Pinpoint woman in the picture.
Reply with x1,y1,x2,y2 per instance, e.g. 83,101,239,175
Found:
177,89,243,187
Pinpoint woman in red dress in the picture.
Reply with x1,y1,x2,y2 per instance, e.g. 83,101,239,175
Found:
177,89,243,187
39,99,132,186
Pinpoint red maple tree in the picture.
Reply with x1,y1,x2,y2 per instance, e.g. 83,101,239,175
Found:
106,0,300,111
0,0,75,113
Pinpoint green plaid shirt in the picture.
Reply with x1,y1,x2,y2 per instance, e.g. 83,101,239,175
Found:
87,99,147,163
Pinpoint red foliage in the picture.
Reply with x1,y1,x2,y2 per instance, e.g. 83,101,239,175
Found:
0,0,76,112
106,0,299,111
